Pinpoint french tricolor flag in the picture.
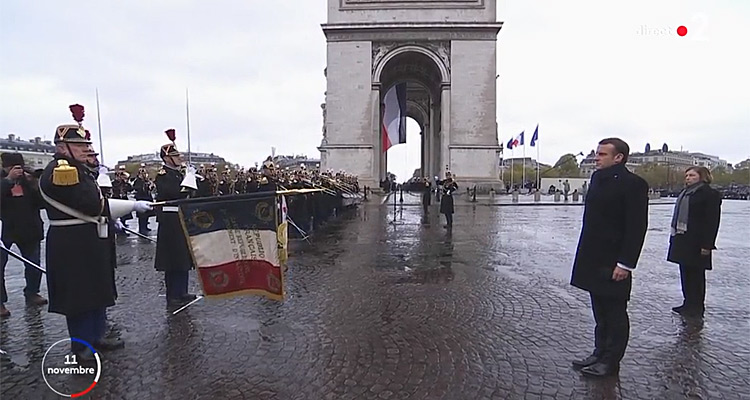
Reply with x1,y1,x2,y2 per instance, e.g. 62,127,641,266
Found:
382,83,407,152
178,194,285,301
507,131,524,150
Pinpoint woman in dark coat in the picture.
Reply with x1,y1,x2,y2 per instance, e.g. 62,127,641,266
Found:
438,172,458,228
667,166,722,317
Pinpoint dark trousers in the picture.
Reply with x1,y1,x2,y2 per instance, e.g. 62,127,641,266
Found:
67,308,106,351
0,239,42,303
590,293,629,365
444,213,453,226
165,271,189,299
137,213,151,234
679,264,706,309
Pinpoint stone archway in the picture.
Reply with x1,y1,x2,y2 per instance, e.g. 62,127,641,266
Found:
374,47,446,181
320,1,503,190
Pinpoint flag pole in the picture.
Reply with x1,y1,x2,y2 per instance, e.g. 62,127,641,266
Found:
510,147,514,189
186,88,192,164
536,139,540,189
95,88,104,165
522,141,526,193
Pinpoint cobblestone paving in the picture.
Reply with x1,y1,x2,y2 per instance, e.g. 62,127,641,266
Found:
1,197,749,399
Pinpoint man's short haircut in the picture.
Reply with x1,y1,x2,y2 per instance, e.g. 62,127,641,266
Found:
599,138,630,164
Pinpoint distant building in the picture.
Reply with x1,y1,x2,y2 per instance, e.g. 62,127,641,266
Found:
735,158,750,170
499,157,549,169
629,150,695,168
116,152,228,168
0,134,55,168
689,152,729,170
272,155,320,171
628,150,728,171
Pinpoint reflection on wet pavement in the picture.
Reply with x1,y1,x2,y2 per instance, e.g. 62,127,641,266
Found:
1,200,748,399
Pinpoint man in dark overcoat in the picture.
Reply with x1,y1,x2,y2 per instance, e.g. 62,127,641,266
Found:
1,152,47,318
39,105,131,359
438,172,458,228
570,137,649,377
154,129,196,307
421,177,432,213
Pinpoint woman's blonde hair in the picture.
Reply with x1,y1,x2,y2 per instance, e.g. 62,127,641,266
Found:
686,166,712,184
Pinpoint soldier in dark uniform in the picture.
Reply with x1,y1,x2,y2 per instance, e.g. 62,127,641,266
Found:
131,164,154,234
195,165,213,198
154,129,196,307
438,172,458,228
246,167,260,193
111,166,133,229
258,159,278,192
218,168,231,195
422,176,432,213
234,169,247,194
39,105,151,358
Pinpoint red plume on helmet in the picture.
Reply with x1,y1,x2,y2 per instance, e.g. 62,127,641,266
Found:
165,129,176,142
69,104,85,124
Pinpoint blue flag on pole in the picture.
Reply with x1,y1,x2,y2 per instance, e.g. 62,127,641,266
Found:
530,124,539,147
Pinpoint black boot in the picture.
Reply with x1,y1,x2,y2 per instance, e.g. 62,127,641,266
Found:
95,337,125,351
581,362,619,377
572,353,599,369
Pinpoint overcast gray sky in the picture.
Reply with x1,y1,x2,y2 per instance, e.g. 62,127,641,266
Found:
1,0,748,180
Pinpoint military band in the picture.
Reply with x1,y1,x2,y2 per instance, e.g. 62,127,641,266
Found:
4,103,362,358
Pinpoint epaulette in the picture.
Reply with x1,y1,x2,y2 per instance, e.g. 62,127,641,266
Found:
52,160,79,186
158,168,166,175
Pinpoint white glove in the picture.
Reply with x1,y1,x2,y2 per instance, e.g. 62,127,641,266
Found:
114,219,125,233
186,165,197,175
133,201,153,213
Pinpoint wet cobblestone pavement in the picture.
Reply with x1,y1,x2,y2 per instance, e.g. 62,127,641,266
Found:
1,195,749,399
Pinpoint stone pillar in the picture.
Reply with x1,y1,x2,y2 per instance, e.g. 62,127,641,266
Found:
372,86,383,181
554,191,561,202
512,189,519,203
440,85,451,174
534,189,541,202
572,191,580,202
432,104,441,178
423,123,431,178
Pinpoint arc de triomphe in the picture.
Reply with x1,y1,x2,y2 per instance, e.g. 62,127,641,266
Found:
319,0,503,189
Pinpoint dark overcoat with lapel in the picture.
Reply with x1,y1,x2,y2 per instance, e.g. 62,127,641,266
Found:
667,185,722,270
0,169,45,244
422,181,432,207
154,166,194,272
439,179,458,215
571,163,649,300
40,156,117,316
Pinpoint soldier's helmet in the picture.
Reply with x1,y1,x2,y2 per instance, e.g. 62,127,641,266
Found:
55,104,92,144
262,160,275,170
160,129,180,158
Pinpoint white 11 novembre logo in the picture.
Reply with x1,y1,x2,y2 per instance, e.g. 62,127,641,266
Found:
42,338,102,398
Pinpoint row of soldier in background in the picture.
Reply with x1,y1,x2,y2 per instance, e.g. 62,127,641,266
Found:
103,159,361,200
101,152,363,238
